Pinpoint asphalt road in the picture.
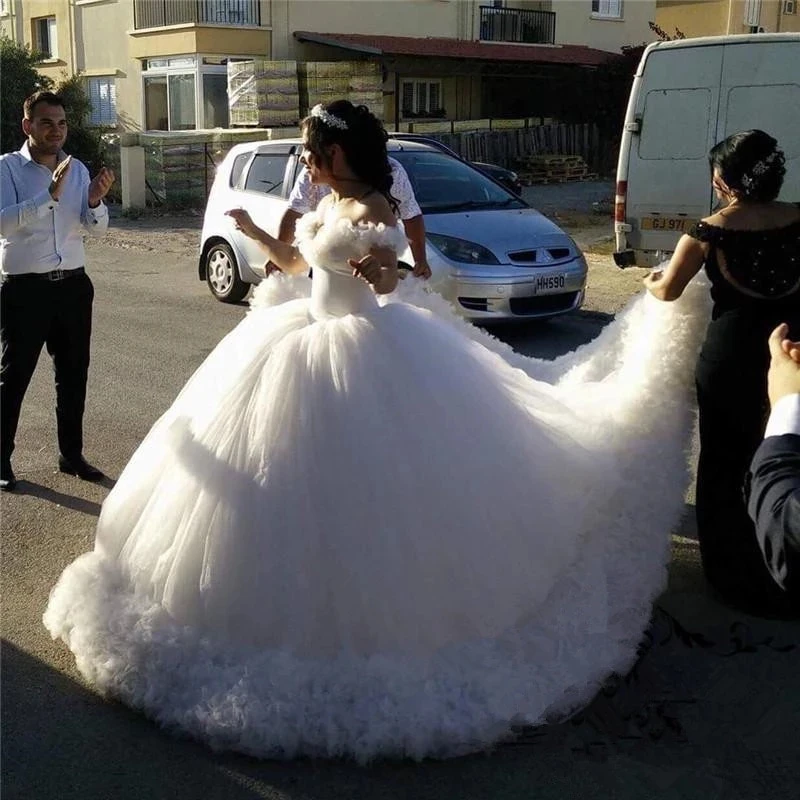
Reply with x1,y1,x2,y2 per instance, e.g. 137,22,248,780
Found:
3,224,797,800
0,230,632,800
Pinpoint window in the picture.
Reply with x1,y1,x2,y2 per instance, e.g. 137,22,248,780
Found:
0,1,9,17
744,0,762,25
142,55,231,131
401,80,443,118
34,16,58,59
229,153,251,188
783,0,796,14
87,77,117,126
243,154,289,196
591,0,622,19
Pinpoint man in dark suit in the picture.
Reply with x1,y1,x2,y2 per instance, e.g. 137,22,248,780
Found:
746,323,800,606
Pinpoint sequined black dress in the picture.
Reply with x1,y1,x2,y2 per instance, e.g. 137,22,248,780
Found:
688,211,800,616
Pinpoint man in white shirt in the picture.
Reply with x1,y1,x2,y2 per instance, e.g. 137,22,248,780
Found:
275,158,431,279
0,91,114,491
747,323,800,605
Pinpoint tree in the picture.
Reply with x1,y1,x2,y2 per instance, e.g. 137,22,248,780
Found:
0,35,52,153
54,73,105,175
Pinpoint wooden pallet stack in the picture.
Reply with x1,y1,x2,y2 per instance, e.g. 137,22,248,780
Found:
514,154,598,185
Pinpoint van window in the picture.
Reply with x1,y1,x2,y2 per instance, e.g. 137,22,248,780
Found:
723,84,800,158
229,153,250,188
244,154,289,196
639,89,713,160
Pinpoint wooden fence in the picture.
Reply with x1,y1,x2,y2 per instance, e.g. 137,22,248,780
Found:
423,123,611,176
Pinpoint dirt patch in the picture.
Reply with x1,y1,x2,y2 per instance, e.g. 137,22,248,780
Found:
88,209,203,254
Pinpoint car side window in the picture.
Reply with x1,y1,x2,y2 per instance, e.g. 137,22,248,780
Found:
244,154,290,196
229,153,250,189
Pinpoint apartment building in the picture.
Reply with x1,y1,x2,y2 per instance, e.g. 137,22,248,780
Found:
656,0,800,38
0,0,656,132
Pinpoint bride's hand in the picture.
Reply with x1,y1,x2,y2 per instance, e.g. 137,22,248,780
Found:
349,254,383,286
226,208,261,240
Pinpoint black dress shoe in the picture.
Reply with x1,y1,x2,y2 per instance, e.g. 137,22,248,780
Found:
58,455,105,482
0,462,16,492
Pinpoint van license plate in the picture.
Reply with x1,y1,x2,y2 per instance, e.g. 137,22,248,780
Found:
533,274,566,294
640,217,693,232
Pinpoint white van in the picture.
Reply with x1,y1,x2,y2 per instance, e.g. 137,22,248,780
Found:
613,33,800,268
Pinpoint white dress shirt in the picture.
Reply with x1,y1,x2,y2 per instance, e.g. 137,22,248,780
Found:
288,157,422,220
765,393,800,438
0,143,108,275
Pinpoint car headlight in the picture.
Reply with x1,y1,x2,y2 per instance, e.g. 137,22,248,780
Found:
427,234,500,265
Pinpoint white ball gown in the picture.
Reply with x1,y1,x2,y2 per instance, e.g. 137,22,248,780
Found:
44,210,710,763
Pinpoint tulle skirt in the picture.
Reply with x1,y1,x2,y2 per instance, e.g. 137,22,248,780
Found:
44,274,710,762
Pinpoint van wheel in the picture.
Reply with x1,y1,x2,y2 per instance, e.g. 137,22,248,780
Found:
205,242,250,303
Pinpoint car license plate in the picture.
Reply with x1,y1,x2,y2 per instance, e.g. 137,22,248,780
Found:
640,216,693,232
533,274,566,294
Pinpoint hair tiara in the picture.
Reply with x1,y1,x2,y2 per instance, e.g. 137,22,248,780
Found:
740,147,782,192
310,104,348,130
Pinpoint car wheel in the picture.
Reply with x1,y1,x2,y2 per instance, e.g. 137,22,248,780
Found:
205,242,250,303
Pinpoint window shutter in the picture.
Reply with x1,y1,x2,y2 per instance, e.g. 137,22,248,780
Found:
88,77,116,125
402,82,414,115
744,0,762,25
429,82,441,112
417,82,428,114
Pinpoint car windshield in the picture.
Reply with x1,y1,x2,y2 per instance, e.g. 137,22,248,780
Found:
392,151,526,214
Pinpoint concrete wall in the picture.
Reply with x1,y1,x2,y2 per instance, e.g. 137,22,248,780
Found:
554,0,658,53
656,0,800,36
270,0,462,60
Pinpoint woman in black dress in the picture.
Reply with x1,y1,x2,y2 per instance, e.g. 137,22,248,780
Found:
645,129,800,618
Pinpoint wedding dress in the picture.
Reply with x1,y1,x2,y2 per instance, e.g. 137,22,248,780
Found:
44,209,710,763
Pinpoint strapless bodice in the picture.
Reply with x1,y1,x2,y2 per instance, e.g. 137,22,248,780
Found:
295,210,408,318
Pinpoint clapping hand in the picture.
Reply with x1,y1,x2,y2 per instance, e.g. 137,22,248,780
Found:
88,166,115,207
49,155,72,201
767,323,800,407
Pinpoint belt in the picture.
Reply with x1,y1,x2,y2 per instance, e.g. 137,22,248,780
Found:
2,266,86,282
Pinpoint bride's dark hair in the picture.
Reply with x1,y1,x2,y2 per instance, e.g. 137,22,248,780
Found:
301,100,398,210
709,129,786,202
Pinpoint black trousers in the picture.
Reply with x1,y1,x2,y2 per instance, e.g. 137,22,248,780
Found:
0,271,94,464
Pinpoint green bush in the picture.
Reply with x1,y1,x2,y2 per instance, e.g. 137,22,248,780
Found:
0,35,52,154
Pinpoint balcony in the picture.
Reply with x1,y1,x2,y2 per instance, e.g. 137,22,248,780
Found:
479,6,556,45
134,0,261,29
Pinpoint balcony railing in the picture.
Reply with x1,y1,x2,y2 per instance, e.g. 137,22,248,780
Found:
134,0,261,29
479,6,556,45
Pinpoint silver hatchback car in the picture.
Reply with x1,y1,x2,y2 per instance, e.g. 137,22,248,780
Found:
199,137,587,321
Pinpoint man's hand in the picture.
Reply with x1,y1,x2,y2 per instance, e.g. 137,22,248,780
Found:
49,155,72,201
767,323,800,407
88,166,115,208
412,259,432,280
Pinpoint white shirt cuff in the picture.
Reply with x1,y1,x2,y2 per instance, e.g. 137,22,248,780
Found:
87,200,108,219
765,393,800,438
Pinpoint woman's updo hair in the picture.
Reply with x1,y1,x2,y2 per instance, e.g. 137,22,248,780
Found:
301,100,397,209
709,129,786,202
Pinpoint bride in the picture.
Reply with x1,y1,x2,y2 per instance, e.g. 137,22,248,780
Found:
44,100,710,763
